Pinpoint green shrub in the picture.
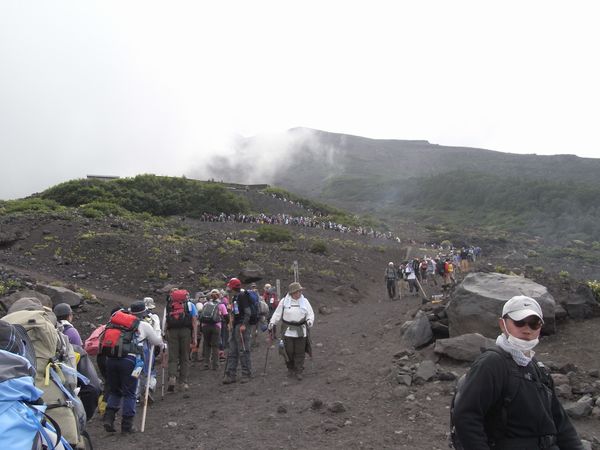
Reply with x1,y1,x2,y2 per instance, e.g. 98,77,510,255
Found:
224,239,244,249
527,250,538,258
79,201,130,218
0,198,64,215
256,225,293,243
309,240,327,254
587,280,600,302
495,265,509,275
533,266,545,274
558,270,570,279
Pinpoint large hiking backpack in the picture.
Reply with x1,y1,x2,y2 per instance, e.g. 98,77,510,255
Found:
83,324,105,356
99,310,140,358
166,290,193,329
2,311,86,449
245,290,260,325
449,348,553,449
199,301,220,324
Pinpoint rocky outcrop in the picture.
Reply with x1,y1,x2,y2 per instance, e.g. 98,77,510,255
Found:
434,333,496,362
0,289,53,312
35,284,82,307
399,311,433,349
446,273,556,338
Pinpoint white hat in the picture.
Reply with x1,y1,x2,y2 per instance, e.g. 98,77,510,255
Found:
502,295,543,322
143,297,156,310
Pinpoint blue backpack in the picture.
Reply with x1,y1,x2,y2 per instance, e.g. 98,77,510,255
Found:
0,320,73,450
246,290,260,325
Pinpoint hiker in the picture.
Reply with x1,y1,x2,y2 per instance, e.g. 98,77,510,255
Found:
404,262,419,295
247,283,262,349
263,284,280,335
268,282,314,381
223,278,253,384
143,297,162,337
199,289,227,370
452,296,583,449
54,302,83,346
163,289,198,392
130,301,160,404
218,291,230,362
102,307,164,433
384,262,398,299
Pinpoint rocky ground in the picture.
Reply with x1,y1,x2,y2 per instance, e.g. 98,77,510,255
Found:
1,206,600,449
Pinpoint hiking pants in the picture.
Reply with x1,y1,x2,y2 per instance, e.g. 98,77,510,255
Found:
386,279,396,298
106,355,137,417
408,279,419,293
167,327,192,383
201,324,220,369
284,336,307,373
220,321,229,351
225,324,252,378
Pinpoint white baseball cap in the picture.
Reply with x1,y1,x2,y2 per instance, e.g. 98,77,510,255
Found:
502,295,544,322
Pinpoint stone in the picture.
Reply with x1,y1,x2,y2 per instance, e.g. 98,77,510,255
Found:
554,384,572,398
434,333,496,362
551,373,570,386
277,405,287,414
399,311,433,349
564,396,593,418
311,399,323,409
446,273,556,338
35,284,82,307
414,360,437,382
328,401,346,413
396,373,412,386
0,289,53,312
392,386,409,399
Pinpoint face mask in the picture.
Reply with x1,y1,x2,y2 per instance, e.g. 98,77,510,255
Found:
502,319,539,352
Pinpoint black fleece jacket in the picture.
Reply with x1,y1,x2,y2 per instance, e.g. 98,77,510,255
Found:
453,348,583,450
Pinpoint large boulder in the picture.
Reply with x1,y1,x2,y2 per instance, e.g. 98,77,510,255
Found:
35,284,82,308
447,273,556,338
238,265,265,284
399,311,433,349
434,333,496,362
0,290,53,312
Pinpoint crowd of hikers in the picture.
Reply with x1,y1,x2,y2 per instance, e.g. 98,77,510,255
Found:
384,246,482,300
0,278,314,447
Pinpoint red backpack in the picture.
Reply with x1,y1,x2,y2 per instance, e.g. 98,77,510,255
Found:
99,311,140,358
166,290,192,329
84,324,106,356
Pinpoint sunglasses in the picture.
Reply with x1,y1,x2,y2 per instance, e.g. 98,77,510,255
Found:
511,318,543,330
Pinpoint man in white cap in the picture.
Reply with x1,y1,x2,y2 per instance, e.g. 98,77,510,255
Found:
452,295,583,449
268,282,314,380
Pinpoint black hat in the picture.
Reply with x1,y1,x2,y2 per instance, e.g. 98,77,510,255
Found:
130,301,147,315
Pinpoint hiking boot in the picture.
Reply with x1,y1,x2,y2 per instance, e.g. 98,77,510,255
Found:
103,408,117,433
287,369,295,378
167,376,176,393
240,375,251,384
121,415,137,433
203,364,209,370
222,375,236,385
296,372,303,381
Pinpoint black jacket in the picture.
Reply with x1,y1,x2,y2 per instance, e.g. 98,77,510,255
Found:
453,348,583,450
232,291,252,327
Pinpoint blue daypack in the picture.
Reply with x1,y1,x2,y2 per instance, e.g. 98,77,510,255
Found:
0,320,73,450
246,290,260,325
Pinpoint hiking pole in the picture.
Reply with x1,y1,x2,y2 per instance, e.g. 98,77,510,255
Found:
415,277,428,302
161,366,165,399
240,326,247,352
141,345,155,433
262,330,272,377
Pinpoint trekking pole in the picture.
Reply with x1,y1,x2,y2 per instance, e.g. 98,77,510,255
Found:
262,330,272,378
240,327,246,352
415,277,428,302
161,366,165,399
141,345,155,433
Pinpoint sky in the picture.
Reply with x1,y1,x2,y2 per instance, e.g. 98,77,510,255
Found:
1,1,599,200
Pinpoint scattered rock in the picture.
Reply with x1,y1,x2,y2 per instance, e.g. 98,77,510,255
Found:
328,401,346,413
434,333,495,362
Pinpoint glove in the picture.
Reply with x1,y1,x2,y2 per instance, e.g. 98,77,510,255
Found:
307,320,313,328
268,322,273,331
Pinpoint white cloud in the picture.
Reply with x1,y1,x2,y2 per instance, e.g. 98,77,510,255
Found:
1,0,599,199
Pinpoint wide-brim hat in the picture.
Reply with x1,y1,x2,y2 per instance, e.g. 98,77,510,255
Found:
143,297,156,309
288,282,303,294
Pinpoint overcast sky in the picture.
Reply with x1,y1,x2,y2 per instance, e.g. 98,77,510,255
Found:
1,1,598,200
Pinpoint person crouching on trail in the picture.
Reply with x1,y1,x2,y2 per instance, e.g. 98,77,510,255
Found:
268,282,314,381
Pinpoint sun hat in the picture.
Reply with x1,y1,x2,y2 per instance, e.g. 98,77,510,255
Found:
288,282,303,294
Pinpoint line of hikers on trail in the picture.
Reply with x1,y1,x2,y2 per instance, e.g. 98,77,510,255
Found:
384,247,481,300
0,279,314,447
197,212,401,242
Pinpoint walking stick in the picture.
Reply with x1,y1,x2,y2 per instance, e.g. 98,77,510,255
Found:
415,277,428,302
140,345,155,433
262,330,272,377
161,366,165,399
240,326,247,352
